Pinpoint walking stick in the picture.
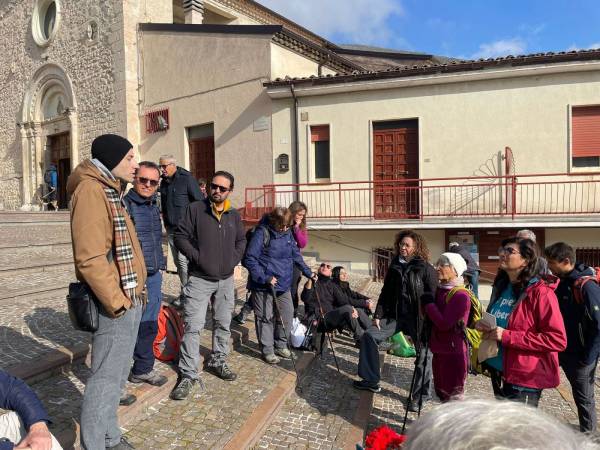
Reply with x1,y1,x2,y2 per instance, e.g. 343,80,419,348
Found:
312,280,341,373
270,285,300,381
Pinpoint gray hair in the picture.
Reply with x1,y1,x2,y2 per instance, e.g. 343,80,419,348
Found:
404,398,599,450
159,154,176,163
517,229,536,242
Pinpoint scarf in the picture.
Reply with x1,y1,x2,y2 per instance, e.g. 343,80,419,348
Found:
439,276,464,290
92,159,139,304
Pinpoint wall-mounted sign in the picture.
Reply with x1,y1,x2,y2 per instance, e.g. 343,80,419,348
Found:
253,116,270,132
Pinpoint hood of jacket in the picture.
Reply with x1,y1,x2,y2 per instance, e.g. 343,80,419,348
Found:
566,263,596,282
67,159,121,197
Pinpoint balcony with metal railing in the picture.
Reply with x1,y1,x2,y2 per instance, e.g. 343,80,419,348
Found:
243,172,600,228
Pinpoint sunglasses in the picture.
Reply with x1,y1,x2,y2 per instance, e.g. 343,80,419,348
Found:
137,176,159,187
498,246,520,256
210,183,230,193
158,163,173,169
320,263,332,269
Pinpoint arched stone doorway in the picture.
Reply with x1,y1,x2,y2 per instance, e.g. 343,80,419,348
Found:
20,63,78,209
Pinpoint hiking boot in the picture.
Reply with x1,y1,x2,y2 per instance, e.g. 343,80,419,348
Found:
170,377,196,400
209,361,237,381
233,309,248,325
353,379,381,393
128,370,168,386
263,353,280,364
107,436,136,449
274,347,292,359
118,393,137,406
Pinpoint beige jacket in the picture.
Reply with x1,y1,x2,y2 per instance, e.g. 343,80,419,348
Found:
67,160,147,317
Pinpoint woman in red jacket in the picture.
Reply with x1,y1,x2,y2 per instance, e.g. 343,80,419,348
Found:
477,237,567,407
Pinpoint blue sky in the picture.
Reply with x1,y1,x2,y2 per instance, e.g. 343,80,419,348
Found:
258,0,600,59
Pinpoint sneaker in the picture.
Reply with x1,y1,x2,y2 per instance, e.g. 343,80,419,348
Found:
170,377,196,400
128,370,168,386
209,361,237,381
118,393,137,406
107,436,136,449
353,379,381,393
233,310,248,325
263,353,280,364
274,347,292,359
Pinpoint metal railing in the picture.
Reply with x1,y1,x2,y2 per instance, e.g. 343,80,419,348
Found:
243,172,600,223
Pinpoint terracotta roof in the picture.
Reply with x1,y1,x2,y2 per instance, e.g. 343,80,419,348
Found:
265,48,600,88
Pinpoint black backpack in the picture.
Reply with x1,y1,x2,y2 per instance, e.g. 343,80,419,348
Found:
242,225,270,267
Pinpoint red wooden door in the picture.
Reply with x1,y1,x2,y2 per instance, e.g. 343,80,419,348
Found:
373,125,419,218
189,137,215,183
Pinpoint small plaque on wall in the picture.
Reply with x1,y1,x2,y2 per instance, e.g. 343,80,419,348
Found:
253,116,270,132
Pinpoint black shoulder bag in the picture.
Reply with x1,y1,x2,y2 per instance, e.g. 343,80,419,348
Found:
66,250,113,332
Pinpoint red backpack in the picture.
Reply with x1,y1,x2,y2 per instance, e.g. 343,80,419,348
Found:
573,267,600,304
153,305,185,362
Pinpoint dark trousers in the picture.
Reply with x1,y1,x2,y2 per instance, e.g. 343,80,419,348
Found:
321,305,363,340
488,366,542,407
132,271,162,376
358,318,432,399
291,266,302,315
560,353,598,432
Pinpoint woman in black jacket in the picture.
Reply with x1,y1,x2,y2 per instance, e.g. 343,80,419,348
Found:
332,266,373,330
354,230,438,408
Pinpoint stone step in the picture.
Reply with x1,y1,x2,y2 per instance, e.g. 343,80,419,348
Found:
0,223,71,248
0,243,73,274
0,265,73,300
0,211,70,223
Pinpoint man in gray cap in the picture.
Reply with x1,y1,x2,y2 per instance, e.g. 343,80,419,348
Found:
67,134,146,450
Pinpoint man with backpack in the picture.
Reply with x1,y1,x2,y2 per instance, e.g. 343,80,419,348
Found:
44,164,58,210
545,242,600,432
170,171,246,400
159,155,204,307
124,161,168,388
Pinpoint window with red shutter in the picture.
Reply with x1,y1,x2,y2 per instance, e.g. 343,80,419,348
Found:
572,106,600,167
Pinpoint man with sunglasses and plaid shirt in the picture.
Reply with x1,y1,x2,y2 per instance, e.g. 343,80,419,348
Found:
124,161,168,388
170,171,246,400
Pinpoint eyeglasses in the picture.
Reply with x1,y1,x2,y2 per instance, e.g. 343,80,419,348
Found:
158,163,173,169
435,263,451,269
399,243,413,248
210,183,230,193
137,176,159,187
498,246,521,256
320,263,332,269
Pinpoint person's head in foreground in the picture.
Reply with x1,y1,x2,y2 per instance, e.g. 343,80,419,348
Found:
403,398,599,450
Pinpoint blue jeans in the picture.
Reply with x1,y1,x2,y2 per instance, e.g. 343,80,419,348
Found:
132,271,163,376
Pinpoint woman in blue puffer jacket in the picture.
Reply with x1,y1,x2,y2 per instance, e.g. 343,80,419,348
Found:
243,207,314,364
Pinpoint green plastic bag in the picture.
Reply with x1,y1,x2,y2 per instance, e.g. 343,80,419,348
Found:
388,331,416,357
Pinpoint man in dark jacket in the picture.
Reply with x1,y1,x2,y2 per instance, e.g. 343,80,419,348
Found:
301,263,365,343
158,155,204,307
449,242,481,297
0,370,60,450
124,162,168,388
170,171,246,400
354,230,437,407
545,242,600,432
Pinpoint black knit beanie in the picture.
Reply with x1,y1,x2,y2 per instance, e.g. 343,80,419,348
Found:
91,134,133,171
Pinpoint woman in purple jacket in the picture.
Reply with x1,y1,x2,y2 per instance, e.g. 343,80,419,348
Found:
423,252,471,402
289,201,308,317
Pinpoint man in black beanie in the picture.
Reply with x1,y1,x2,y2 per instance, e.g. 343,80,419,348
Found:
67,134,147,450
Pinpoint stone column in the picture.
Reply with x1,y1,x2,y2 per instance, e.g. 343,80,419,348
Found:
66,108,79,169
19,123,32,206
32,123,43,198
183,0,204,24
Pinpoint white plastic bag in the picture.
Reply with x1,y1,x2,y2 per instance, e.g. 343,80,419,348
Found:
290,317,308,348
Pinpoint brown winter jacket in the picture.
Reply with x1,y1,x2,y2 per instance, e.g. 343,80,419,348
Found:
67,160,147,317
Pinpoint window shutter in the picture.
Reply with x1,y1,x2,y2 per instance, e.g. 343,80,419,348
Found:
572,106,600,157
311,125,330,142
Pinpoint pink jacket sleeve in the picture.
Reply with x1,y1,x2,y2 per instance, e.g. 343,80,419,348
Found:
293,226,308,249
425,290,471,332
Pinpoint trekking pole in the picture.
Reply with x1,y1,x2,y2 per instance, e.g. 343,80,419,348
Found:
270,285,300,381
401,345,421,434
313,279,341,373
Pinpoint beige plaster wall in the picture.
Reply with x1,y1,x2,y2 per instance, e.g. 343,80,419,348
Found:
270,43,337,80
306,229,445,273
290,70,600,184
545,228,600,248
139,30,274,206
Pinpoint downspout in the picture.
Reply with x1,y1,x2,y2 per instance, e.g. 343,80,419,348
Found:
290,83,300,189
